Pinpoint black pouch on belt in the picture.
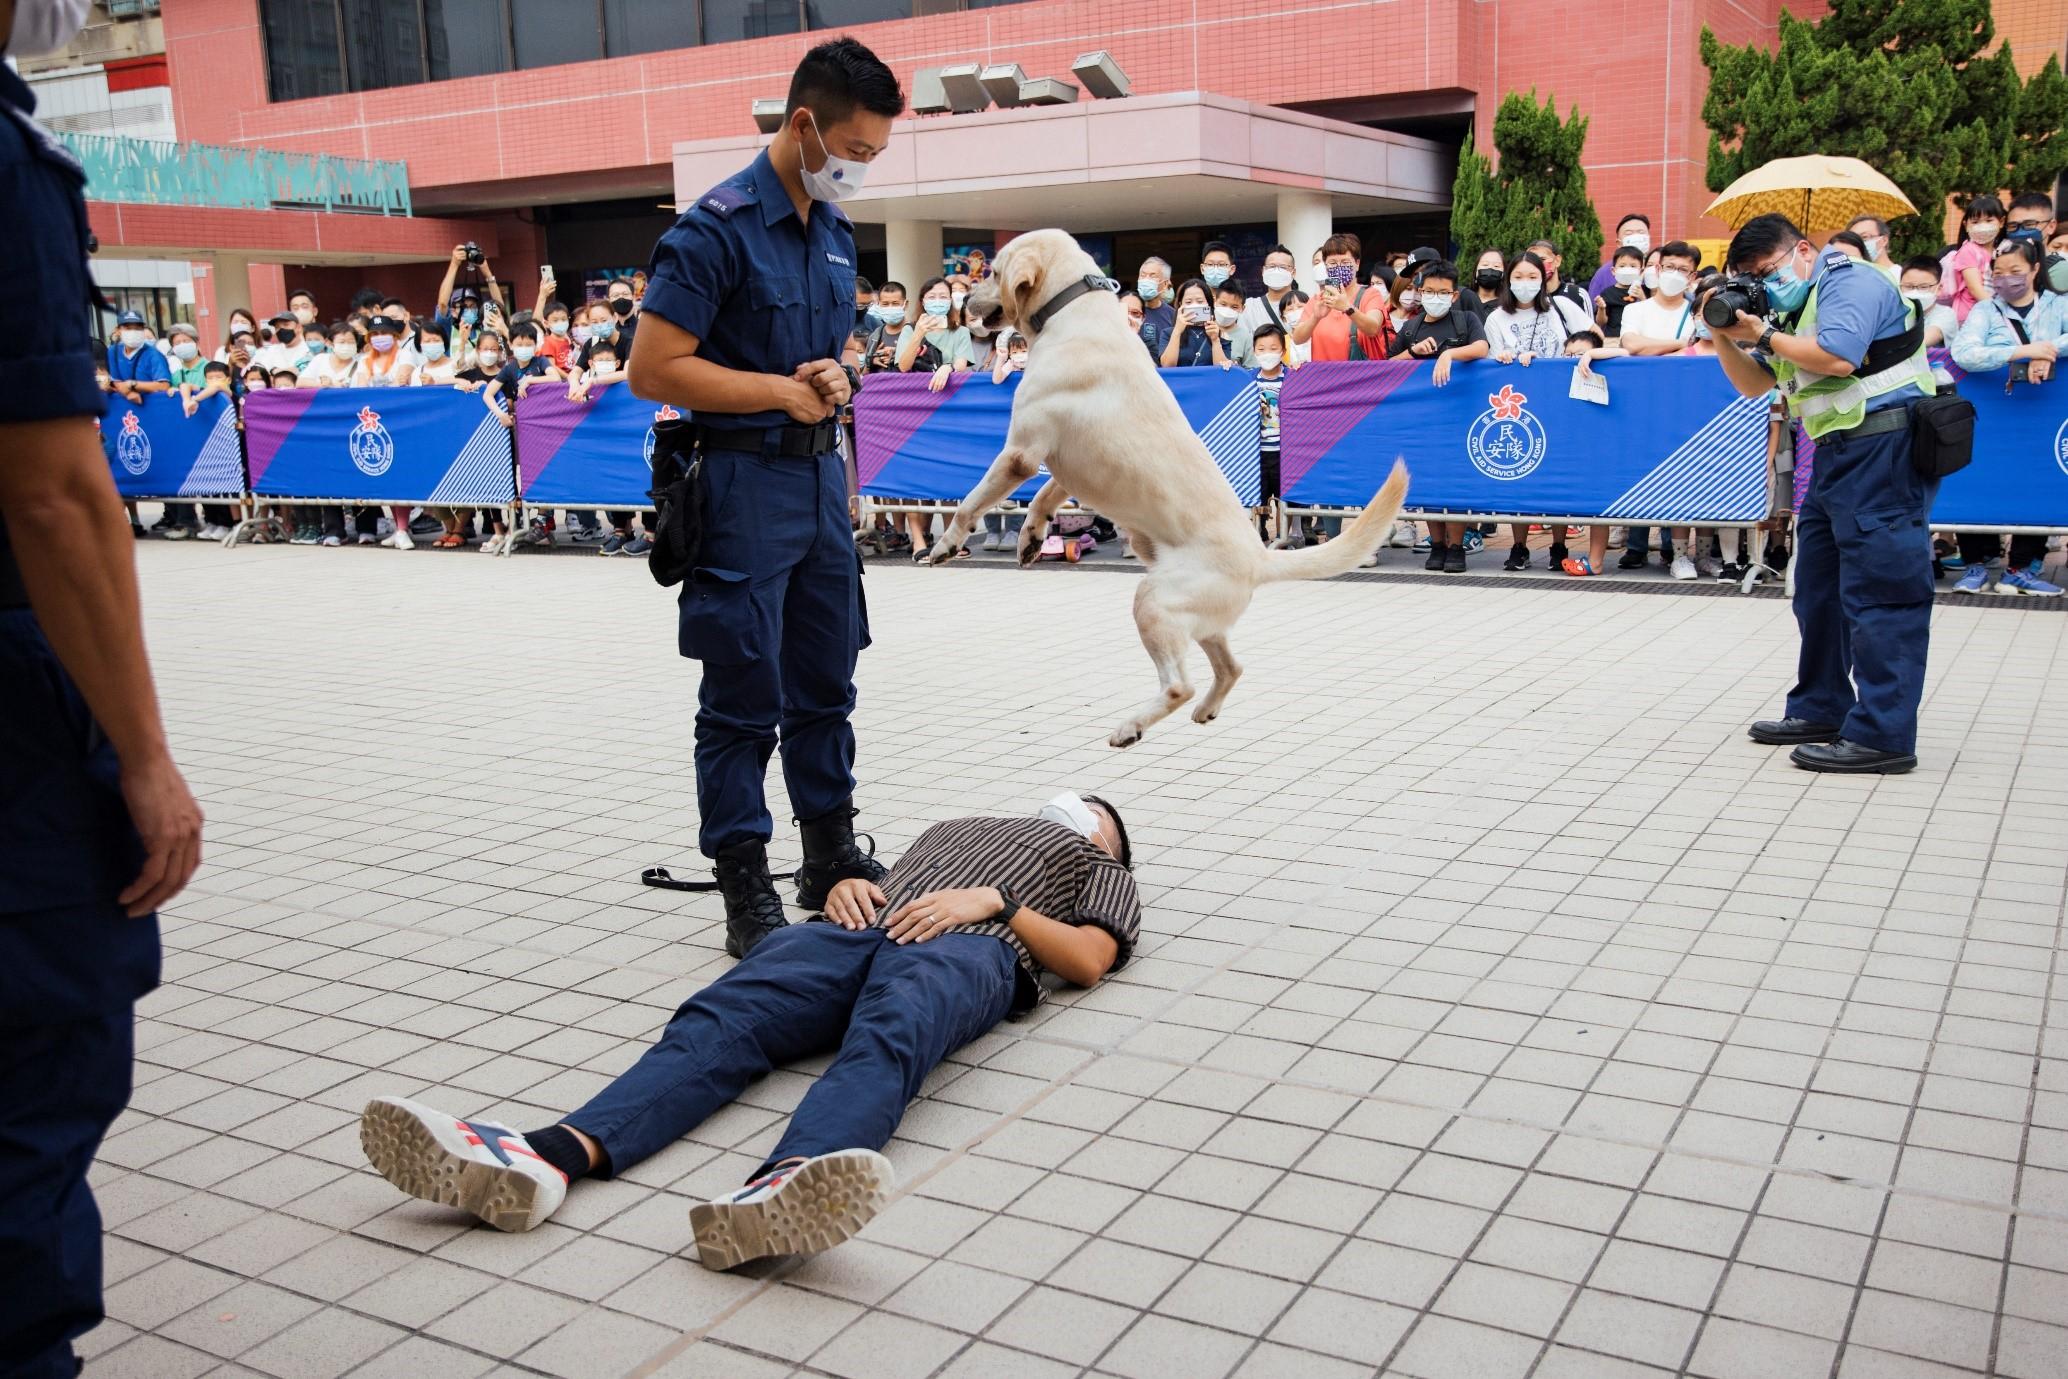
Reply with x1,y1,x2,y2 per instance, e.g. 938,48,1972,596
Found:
1910,392,1976,479
646,418,705,588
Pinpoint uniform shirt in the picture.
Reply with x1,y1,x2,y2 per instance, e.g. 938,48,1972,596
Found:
2,63,105,429
643,148,855,434
1792,249,1933,413
106,339,172,384
849,815,1142,1011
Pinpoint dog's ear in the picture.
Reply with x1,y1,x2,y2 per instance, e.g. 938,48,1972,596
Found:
1004,248,1043,315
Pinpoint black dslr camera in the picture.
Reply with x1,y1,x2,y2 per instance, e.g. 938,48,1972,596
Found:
462,241,485,265
1701,274,1771,329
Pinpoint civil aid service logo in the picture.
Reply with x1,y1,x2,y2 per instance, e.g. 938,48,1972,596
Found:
1466,384,1548,481
644,404,682,467
349,405,396,478
2054,417,2068,478
116,410,152,475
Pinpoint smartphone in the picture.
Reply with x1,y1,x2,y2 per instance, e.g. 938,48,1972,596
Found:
541,264,555,282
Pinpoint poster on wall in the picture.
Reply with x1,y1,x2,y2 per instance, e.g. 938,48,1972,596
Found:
583,266,642,301
943,244,992,279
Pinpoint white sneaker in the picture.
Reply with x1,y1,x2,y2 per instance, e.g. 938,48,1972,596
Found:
689,1148,893,1272
481,534,504,555
199,524,228,541
1695,554,1725,578
355,531,377,545
1389,520,1417,549
1670,554,1698,581
386,530,414,550
358,1097,566,1233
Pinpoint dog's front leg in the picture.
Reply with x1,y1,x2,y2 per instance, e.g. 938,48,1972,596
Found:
927,446,1039,564
1015,478,1070,566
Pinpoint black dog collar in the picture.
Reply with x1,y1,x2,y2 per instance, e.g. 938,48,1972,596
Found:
1025,274,1119,335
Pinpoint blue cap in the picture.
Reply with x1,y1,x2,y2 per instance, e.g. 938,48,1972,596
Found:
116,309,146,326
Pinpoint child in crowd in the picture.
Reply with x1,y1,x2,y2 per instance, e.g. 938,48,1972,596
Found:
1214,279,1254,368
1253,323,1293,547
1947,194,2005,322
1560,329,1629,576
1594,244,1647,339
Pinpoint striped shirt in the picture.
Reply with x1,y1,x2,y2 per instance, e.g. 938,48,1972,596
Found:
844,815,1142,1010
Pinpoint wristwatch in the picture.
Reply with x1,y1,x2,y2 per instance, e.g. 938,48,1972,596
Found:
1757,324,1779,353
990,885,1021,925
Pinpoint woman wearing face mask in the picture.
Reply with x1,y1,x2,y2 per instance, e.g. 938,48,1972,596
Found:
412,324,460,386
1948,194,2006,323
1946,237,2068,593
298,321,361,387
345,316,420,549
1467,249,1507,318
1160,279,1228,368
1119,291,1160,362
1383,275,1417,351
895,276,973,383
1293,234,1388,363
214,310,259,364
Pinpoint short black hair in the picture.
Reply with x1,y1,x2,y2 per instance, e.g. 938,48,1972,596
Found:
380,297,407,312
1995,237,2043,270
877,280,906,300
326,319,357,340
1253,323,1285,346
287,287,316,305
786,36,904,124
1847,215,1888,236
1612,245,1644,264
544,299,568,317
1617,212,1651,231
1658,240,1701,269
270,369,299,386
1901,255,1944,280
1264,243,1294,262
2011,192,2055,216
509,321,540,343
1214,278,1247,301
350,287,383,312
1080,794,1133,870
1201,240,1234,263
1415,260,1459,289
1727,213,1803,272
203,359,231,377
1566,328,1605,349
854,274,874,297
1527,238,1558,256
1828,229,1868,255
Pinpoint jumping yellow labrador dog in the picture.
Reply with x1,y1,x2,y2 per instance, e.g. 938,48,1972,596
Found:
932,229,1410,748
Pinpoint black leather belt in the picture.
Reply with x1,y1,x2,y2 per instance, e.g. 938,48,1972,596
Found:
693,420,840,457
1814,404,1911,448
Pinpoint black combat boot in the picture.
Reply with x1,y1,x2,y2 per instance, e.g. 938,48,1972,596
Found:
714,840,787,959
792,801,889,912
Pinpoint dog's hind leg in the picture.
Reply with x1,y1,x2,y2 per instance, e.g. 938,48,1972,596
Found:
1191,633,1242,725
1015,479,1069,566
928,447,1039,564
1109,582,1195,748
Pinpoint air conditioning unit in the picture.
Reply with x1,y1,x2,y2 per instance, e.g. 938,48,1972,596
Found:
978,63,1027,108
106,0,145,16
1018,77,1079,106
910,66,952,116
937,63,991,114
1071,51,1131,99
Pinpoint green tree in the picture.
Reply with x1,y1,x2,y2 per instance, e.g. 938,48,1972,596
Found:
1700,0,2062,261
1448,90,1603,273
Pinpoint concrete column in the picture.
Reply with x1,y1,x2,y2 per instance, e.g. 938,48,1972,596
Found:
1276,189,1335,275
192,253,255,339
884,219,944,294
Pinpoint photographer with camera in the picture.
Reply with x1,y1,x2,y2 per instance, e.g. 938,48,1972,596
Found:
1709,213,1954,775
433,242,507,341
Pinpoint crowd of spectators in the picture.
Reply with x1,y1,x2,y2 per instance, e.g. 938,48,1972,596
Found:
115,197,2068,588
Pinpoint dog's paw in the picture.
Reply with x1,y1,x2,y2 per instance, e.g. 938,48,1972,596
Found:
1108,725,1142,749
923,541,957,565
1191,705,1218,725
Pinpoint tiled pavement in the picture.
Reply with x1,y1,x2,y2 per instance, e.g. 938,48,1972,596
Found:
87,539,2068,1378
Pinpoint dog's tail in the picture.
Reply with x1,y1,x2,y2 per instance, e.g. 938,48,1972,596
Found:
1256,460,1409,584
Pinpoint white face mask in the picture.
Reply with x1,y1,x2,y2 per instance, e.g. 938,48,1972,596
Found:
1642,267,1661,290
1904,288,1939,310
1622,232,1651,254
1214,306,1240,328
951,291,968,312
1862,238,1884,262
1254,350,1283,370
421,338,446,360
1037,792,1099,839
800,110,868,203
119,329,146,350
294,307,317,325
1400,290,1419,310
1969,221,2000,245
1613,266,1642,287
512,345,535,364
172,341,198,362
332,340,357,360
1421,293,1454,320
1261,267,1294,291
1008,354,1027,370
6,0,92,55
1657,270,1690,298
922,298,950,320
1510,279,1541,304
476,350,501,368
1283,309,1303,327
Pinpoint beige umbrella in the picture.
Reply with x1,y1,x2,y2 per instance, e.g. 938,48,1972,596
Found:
1703,155,1918,233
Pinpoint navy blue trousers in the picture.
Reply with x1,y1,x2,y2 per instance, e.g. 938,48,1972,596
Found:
678,449,868,857
566,924,1015,1178
1785,418,1939,755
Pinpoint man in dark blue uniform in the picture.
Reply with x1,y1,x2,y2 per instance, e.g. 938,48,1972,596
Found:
0,6,206,1374
628,38,902,958
1710,213,1941,774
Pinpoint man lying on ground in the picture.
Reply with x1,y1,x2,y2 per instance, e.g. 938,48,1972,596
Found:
359,794,1140,1270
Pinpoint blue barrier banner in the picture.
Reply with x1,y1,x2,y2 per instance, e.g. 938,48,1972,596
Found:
244,387,515,505
1281,357,1771,519
515,384,678,508
100,393,243,499
856,368,1264,504
1928,364,2068,528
